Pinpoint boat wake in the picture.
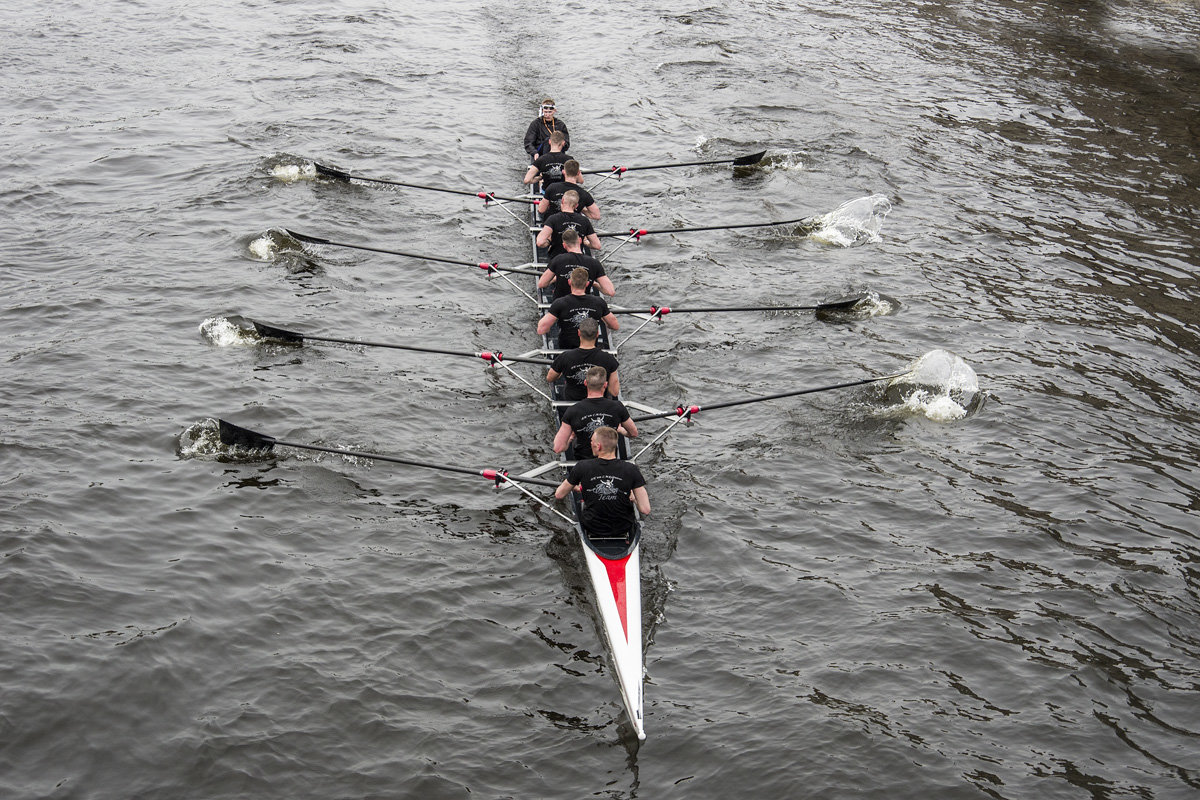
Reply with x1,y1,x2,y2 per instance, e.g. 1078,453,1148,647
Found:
800,194,892,246
880,349,983,422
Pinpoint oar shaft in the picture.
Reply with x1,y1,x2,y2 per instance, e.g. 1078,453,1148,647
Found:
267,438,561,488
317,163,534,204
631,373,906,422
275,332,551,365
287,230,478,267
597,216,810,238
582,150,766,174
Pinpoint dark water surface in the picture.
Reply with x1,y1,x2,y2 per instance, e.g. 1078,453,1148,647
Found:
3,0,1199,797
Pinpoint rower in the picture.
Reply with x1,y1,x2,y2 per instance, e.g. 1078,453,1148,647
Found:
523,131,570,186
524,98,569,158
537,229,614,301
537,267,619,349
555,426,650,535
553,369,639,461
538,160,600,221
548,318,621,402
536,190,602,260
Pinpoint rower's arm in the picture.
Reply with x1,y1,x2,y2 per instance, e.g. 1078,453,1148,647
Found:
583,204,600,221
537,197,550,215
554,477,578,500
537,267,555,290
536,225,552,248
536,312,557,336
602,312,619,330
632,486,650,516
522,164,540,185
607,370,620,398
596,275,616,296
546,367,562,383
620,418,638,439
584,233,602,250
552,422,574,454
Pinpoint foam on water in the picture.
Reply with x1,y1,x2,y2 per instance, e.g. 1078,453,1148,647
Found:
881,349,981,421
269,162,316,183
248,235,277,261
198,316,256,346
806,194,892,246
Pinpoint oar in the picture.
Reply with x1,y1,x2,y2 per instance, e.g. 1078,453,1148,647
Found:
248,319,553,366
631,372,910,422
596,215,813,239
611,296,865,315
314,162,537,205
582,150,766,175
283,229,542,277
217,419,561,488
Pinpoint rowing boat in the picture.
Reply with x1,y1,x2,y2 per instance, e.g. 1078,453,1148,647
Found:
516,186,647,740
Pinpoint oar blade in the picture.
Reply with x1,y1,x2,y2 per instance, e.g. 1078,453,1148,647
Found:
815,295,868,313
249,319,305,343
284,228,330,246
218,419,277,450
313,162,351,181
732,150,767,166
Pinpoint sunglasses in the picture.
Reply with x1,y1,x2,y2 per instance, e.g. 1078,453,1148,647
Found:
541,105,556,111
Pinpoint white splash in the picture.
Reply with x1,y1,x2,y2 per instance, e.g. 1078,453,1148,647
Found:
694,135,709,151
270,162,316,183
883,349,980,422
199,317,254,346
807,194,892,246
177,418,223,458
248,235,277,260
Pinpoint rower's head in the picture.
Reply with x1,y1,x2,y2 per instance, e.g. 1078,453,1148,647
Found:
563,159,581,181
591,426,619,457
561,229,582,252
548,131,566,151
577,318,599,344
569,266,590,292
540,98,556,118
585,365,609,396
560,189,579,212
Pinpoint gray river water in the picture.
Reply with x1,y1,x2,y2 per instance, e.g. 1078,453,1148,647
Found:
3,0,1199,797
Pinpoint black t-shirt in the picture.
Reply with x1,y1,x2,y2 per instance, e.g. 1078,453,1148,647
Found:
547,293,610,349
551,347,620,401
532,152,571,186
524,117,571,157
562,397,632,460
545,251,606,299
567,457,646,537
542,211,595,260
541,181,595,216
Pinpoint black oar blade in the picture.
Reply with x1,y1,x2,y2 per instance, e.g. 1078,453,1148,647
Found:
816,295,868,313
249,319,305,343
313,162,352,181
732,150,767,166
218,419,277,450
284,229,330,246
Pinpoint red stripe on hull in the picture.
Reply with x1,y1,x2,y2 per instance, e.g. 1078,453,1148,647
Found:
603,554,632,641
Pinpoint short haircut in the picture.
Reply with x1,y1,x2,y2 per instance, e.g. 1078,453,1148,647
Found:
563,159,580,177
561,228,580,246
592,426,619,453
561,189,579,209
577,318,599,340
542,97,555,106
585,366,608,390
549,131,566,145
569,266,590,289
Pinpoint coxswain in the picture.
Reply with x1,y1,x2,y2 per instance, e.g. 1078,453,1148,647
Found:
537,229,614,300
537,267,619,349
524,98,570,158
547,318,621,402
553,369,639,461
536,190,601,260
555,426,650,537
538,160,600,221
523,131,570,186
